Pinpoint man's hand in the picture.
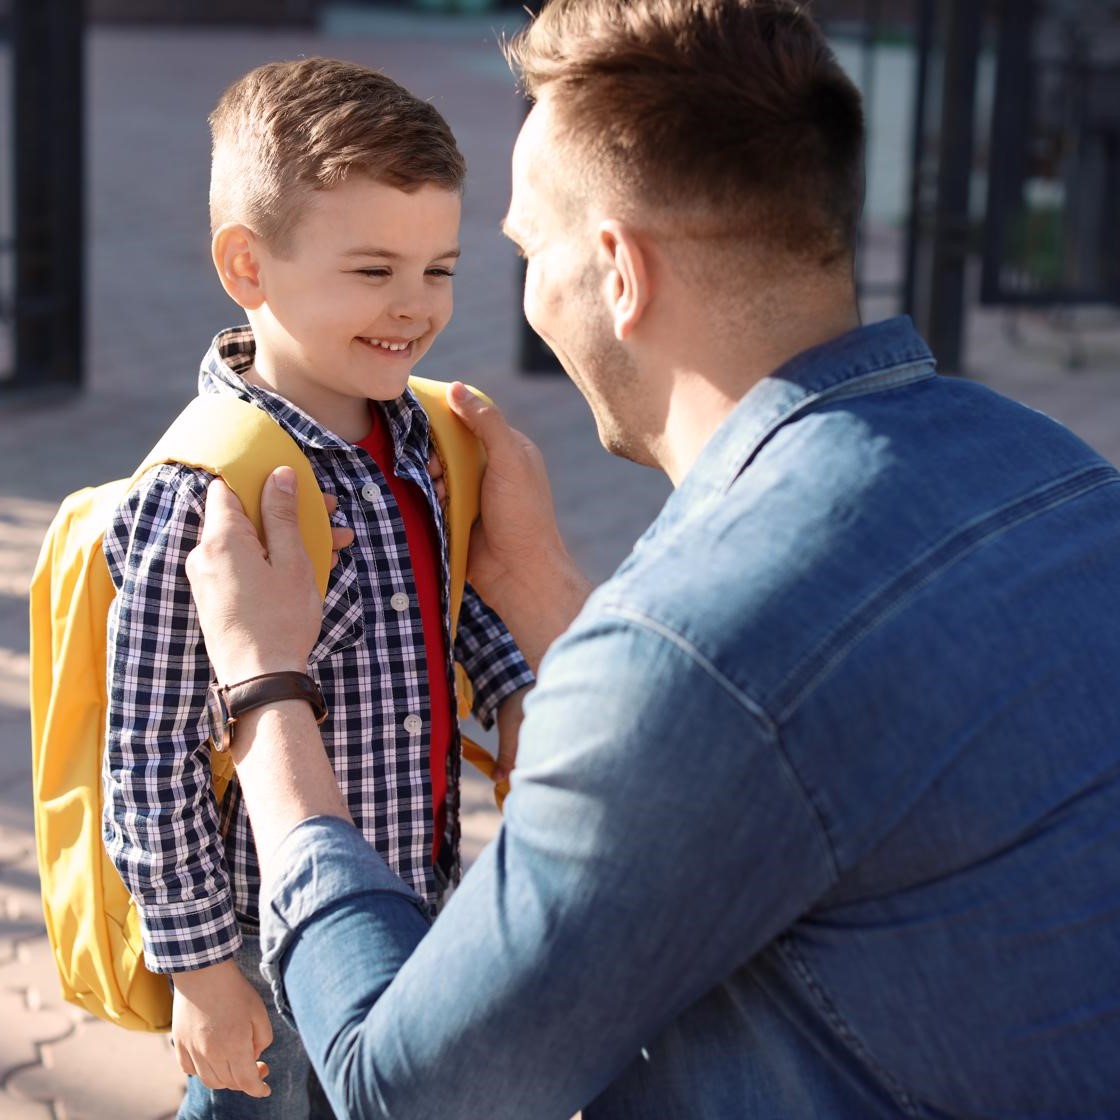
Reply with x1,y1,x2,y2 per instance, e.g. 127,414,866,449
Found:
447,383,593,669
428,449,448,506
171,959,272,1097
186,468,346,684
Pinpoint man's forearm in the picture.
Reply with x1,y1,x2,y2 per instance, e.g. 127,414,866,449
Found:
229,702,351,881
479,551,592,674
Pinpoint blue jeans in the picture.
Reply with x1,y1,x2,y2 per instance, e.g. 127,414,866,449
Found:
178,930,335,1120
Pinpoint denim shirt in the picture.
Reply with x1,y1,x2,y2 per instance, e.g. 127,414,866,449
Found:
261,318,1120,1119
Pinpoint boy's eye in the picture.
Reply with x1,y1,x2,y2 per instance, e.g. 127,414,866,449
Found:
426,267,456,278
356,267,390,279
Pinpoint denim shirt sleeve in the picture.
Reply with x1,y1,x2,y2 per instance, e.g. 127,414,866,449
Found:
260,607,834,1120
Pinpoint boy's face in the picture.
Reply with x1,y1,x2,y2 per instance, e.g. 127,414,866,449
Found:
249,176,461,420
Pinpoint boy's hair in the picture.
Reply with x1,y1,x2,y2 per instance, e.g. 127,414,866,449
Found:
504,0,864,266
209,57,466,252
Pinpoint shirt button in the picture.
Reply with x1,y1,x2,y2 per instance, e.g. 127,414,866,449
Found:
361,482,380,502
390,592,410,612
403,714,423,735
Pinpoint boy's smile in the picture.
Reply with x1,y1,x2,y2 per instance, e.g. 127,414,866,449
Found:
229,176,462,442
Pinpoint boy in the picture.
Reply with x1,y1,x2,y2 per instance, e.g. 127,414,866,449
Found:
102,58,533,1118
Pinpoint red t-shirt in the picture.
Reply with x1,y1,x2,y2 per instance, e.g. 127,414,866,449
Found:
355,406,453,864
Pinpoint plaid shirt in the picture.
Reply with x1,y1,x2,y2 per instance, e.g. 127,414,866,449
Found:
102,327,533,974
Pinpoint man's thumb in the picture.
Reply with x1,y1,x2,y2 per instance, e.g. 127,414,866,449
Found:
447,381,506,449
260,467,304,564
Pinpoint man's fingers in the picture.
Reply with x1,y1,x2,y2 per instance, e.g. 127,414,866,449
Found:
199,478,257,547
259,467,312,576
330,524,355,569
447,381,510,454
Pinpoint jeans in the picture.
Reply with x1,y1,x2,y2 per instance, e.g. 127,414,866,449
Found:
177,930,334,1120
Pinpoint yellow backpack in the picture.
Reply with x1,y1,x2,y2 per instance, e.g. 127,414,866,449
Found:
28,379,499,1032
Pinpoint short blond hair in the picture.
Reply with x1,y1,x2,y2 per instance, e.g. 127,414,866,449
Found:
209,57,466,251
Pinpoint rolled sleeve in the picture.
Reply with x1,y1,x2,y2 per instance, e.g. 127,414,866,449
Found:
260,816,430,1026
454,583,534,728
248,609,832,1119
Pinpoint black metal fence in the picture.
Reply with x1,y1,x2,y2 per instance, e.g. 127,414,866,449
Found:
1,0,84,400
983,0,1120,305
3,0,1119,392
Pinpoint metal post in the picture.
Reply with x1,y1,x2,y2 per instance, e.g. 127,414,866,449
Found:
925,0,984,374
981,0,1034,303
8,0,84,398
902,0,936,318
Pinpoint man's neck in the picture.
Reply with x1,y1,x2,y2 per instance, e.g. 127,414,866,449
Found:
653,298,861,486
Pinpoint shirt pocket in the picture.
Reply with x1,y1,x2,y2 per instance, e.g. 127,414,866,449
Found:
308,547,364,663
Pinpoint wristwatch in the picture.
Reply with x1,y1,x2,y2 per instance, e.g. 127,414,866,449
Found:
206,672,328,753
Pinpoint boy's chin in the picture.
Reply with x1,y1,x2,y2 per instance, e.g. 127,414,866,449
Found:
366,378,414,404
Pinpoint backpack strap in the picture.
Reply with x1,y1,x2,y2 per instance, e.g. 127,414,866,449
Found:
406,377,488,638
131,395,333,598
127,395,333,800
406,378,511,804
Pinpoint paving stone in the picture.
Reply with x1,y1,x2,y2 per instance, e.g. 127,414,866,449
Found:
0,895,45,946
0,988,73,1078
0,933,74,1011
0,824,31,867
0,648,30,711
0,773,36,838
0,1089,56,1120
7,1012,184,1120
0,498,55,598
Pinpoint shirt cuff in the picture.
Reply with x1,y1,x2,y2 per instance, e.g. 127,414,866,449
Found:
467,650,535,729
260,816,427,1024
139,893,241,974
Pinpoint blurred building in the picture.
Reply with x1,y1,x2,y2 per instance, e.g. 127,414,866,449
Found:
88,0,319,22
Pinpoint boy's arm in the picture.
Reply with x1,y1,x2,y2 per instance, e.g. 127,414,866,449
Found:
453,584,535,730
103,465,241,973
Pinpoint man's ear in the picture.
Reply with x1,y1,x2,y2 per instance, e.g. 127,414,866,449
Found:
598,220,650,341
212,223,265,311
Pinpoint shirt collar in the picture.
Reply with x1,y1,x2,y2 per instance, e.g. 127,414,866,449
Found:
682,316,936,498
198,325,431,458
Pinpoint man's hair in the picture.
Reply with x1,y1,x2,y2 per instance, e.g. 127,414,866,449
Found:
504,0,864,265
209,57,466,251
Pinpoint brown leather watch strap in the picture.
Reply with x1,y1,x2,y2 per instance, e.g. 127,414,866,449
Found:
224,671,327,719
209,672,328,753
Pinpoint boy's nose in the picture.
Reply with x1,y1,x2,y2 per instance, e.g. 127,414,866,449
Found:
386,283,430,322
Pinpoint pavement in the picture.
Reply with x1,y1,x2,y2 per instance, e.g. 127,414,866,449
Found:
1,7,1119,1117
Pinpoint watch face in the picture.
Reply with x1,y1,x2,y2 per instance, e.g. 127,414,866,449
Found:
205,684,232,752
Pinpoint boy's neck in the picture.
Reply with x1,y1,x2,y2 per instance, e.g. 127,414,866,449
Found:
242,358,373,444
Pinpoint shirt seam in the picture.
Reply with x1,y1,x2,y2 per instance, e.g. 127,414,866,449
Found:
600,604,841,880
774,464,1120,721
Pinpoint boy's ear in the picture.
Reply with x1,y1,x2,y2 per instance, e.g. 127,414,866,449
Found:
597,220,651,341
212,223,265,310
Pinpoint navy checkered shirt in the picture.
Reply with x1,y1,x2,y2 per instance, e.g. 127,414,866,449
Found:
102,327,534,974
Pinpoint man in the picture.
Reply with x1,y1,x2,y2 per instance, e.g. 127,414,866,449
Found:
186,0,1120,1116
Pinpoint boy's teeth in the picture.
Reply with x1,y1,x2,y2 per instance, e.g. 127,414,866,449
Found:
365,337,409,351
